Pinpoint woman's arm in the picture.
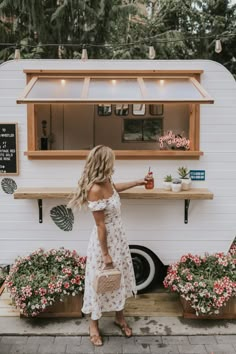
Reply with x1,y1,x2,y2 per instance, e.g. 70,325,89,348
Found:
114,179,147,193
92,211,112,266
88,185,113,267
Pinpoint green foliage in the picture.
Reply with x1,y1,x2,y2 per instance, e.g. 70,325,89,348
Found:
164,252,236,316
0,0,235,77
5,247,86,317
178,166,190,179
164,174,173,182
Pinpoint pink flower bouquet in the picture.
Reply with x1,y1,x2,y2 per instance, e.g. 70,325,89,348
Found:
163,252,236,316
5,248,86,317
159,130,190,150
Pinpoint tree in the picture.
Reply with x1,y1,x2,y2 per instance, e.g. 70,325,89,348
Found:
0,0,235,77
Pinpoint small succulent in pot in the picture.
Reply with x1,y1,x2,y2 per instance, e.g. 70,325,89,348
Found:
163,175,173,190
171,178,182,192
178,166,190,179
178,166,191,191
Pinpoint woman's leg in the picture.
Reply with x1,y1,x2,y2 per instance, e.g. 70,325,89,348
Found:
115,310,132,337
89,319,103,346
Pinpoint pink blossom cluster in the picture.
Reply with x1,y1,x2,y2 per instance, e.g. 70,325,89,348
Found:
163,252,236,316
5,248,86,317
159,131,190,150
229,242,236,256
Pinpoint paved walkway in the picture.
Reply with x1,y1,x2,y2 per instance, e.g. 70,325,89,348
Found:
0,334,236,353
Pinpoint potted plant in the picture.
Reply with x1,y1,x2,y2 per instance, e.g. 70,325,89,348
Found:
178,166,191,190
5,247,86,317
163,175,173,190
171,178,182,192
163,252,236,318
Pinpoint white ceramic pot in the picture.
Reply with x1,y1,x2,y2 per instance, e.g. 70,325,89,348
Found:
163,181,172,190
181,178,191,191
171,182,182,192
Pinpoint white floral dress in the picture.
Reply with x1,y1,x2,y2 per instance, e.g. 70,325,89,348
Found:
81,185,137,320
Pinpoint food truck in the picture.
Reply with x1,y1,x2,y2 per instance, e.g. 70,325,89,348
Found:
0,59,236,292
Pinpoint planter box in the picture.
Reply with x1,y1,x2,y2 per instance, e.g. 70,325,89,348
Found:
181,296,236,319
20,294,83,318
0,282,5,296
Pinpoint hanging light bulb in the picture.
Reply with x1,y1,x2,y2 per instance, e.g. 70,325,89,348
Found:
67,34,72,42
34,31,38,40
58,45,65,59
148,45,156,59
14,46,21,60
81,47,88,61
215,39,222,53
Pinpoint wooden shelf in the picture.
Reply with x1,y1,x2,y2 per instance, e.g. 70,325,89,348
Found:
14,187,214,200
14,187,213,225
24,150,204,160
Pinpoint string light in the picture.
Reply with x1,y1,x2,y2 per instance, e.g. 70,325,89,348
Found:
81,46,88,61
14,46,21,60
0,32,236,59
215,39,222,53
148,46,156,59
58,45,66,59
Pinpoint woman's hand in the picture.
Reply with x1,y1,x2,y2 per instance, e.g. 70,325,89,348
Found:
135,178,148,187
103,253,113,268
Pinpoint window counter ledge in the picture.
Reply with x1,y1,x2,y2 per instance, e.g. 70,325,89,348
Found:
24,150,204,160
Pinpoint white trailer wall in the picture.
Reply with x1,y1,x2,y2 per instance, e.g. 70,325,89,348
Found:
0,59,235,265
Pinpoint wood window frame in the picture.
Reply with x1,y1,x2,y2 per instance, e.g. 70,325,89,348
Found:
23,70,207,160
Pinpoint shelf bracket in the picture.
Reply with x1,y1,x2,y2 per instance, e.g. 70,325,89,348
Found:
38,199,43,223
184,199,190,224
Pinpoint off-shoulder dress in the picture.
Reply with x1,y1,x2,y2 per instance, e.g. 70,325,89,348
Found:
81,185,137,320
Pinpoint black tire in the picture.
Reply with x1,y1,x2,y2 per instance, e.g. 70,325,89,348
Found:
129,245,163,293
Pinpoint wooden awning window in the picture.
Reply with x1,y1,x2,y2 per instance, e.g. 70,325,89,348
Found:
17,69,214,160
17,75,213,104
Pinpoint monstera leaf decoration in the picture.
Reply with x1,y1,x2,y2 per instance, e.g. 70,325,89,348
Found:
50,205,74,231
1,178,17,194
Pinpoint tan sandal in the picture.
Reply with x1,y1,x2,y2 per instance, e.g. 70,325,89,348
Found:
89,334,103,346
114,321,132,338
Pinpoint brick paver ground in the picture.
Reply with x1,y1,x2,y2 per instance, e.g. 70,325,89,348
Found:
0,335,235,354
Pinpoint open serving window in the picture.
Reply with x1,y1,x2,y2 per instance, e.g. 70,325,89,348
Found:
17,70,214,159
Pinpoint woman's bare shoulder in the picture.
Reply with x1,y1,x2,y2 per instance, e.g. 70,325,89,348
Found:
88,183,104,202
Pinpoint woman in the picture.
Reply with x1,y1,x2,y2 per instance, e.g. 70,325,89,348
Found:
68,145,147,346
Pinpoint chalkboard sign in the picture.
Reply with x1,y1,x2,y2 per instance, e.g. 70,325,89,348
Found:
0,123,18,175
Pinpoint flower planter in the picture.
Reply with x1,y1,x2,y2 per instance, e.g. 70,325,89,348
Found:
20,294,83,318
180,296,236,319
0,282,5,296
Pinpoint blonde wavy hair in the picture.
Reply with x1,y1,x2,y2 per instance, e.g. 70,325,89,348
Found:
68,145,115,210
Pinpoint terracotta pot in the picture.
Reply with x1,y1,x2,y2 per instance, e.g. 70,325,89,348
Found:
180,296,236,319
20,294,83,318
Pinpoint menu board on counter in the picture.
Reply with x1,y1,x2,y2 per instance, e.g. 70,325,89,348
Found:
0,123,18,175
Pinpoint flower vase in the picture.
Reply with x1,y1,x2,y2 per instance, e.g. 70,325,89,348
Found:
180,296,236,319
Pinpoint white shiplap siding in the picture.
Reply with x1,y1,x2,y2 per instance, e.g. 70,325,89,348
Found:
0,59,236,265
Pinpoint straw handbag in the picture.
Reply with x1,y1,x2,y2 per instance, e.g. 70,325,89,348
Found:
93,268,121,294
